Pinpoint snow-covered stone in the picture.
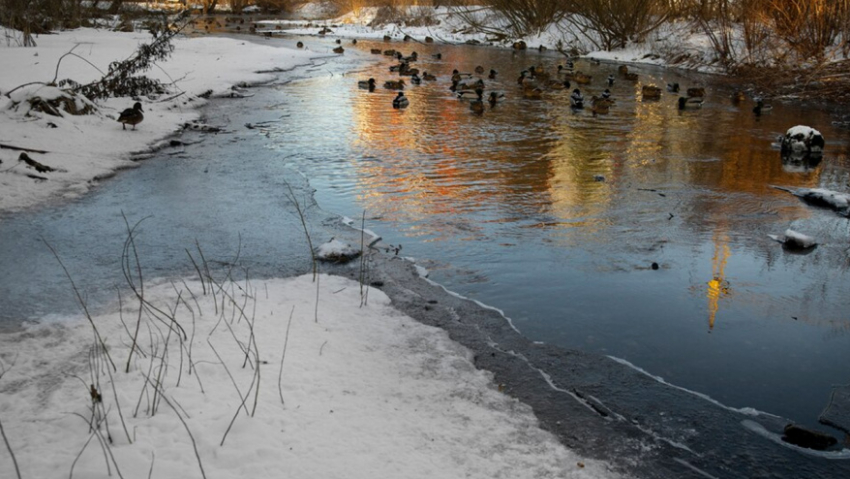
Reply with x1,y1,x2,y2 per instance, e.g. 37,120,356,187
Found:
779,125,825,159
768,229,817,250
316,238,361,263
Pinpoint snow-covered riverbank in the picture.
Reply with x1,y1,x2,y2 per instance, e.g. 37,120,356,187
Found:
0,28,318,213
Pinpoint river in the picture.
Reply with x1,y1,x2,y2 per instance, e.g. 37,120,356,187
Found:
1,31,849,476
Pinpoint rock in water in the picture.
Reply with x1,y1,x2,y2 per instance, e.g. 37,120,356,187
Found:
782,424,838,450
768,229,817,250
780,125,825,159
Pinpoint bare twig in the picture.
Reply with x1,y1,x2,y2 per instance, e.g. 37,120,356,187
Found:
0,418,22,479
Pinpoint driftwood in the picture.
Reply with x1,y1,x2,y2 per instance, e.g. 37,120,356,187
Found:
19,153,55,173
0,143,49,154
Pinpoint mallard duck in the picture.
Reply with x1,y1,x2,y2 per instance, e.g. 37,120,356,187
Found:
117,102,144,130
410,73,422,85
389,62,406,72
470,99,485,114
732,90,746,104
517,70,529,85
383,35,391,41
624,72,639,82
402,52,418,62
488,69,497,80
573,72,592,85
601,88,612,99
488,91,505,106
667,82,680,93
618,65,629,76
399,66,419,76
591,102,610,115
678,96,704,110
335,39,341,44
547,79,570,90
432,52,442,59
422,72,437,81
642,85,662,100
607,74,615,87
753,98,773,116
296,41,304,48
686,87,705,98
522,88,544,100
352,39,357,45
333,46,344,54
384,79,405,90
591,96,615,108
570,89,584,109
383,49,396,56
358,78,376,91
392,92,409,109
474,65,485,74
370,48,381,54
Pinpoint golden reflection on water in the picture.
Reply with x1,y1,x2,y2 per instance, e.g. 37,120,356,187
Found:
707,230,732,330
339,42,846,251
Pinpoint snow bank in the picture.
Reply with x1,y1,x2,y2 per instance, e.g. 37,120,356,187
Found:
0,28,319,213
0,274,618,478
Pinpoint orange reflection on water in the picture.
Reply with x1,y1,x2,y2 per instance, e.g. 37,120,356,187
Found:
707,231,732,330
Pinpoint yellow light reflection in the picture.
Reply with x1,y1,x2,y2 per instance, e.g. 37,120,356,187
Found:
707,231,732,330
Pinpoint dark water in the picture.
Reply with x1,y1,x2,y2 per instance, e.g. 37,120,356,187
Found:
2,32,849,466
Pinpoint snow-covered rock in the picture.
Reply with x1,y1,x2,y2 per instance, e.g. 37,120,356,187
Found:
779,126,825,159
316,238,361,263
768,229,817,250
772,186,850,217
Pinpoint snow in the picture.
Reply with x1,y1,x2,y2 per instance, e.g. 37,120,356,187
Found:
0,274,618,478
767,229,818,249
0,28,318,213
315,238,361,262
0,25,621,479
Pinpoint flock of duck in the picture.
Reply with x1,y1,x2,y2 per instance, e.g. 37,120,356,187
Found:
355,45,774,117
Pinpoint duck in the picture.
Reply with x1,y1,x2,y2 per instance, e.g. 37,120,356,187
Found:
573,72,592,85
384,79,405,90
547,79,570,90
383,49,396,56
402,52,418,62
470,98,485,114
686,87,705,98
488,91,505,106
642,85,662,100
457,86,485,100
432,52,442,59
522,88,544,100
392,92,409,109
732,90,746,104
601,88,612,99
296,41,304,49
667,82,680,93
370,48,381,54
411,73,422,85
333,46,344,54
678,96,704,110
358,78,376,91
474,65,485,74
591,102,610,115
488,69,498,80
624,72,639,82
618,65,629,76
352,39,357,45
753,98,773,116
117,102,144,130
591,96,615,108
570,89,584,109
517,70,529,85
607,74,615,87
422,72,437,81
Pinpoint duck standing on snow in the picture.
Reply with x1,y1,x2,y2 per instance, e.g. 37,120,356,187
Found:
392,92,409,109
607,74,615,87
118,102,144,130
